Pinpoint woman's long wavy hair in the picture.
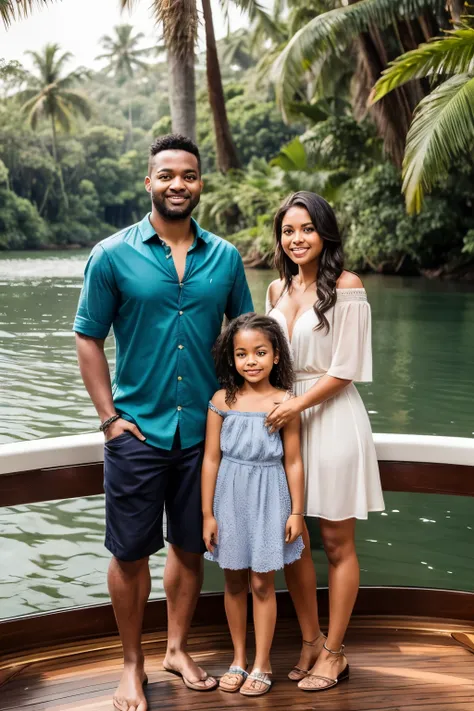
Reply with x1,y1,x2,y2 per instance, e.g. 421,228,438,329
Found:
274,191,344,333
213,313,294,406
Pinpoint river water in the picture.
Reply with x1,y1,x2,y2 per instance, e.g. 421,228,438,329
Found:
1,251,474,619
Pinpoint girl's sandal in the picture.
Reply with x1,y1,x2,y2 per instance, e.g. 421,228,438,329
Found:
288,632,327,681
239,670,272,697
298,642,349,692
219,666,248,692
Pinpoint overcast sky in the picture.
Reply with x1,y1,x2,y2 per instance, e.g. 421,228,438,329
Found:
0,0,268,70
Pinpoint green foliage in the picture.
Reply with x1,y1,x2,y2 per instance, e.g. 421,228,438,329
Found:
0,187,48,249
371,27,474,213
197,86,300,171
301,115,381,172
338,162,474,273
272,0,446,118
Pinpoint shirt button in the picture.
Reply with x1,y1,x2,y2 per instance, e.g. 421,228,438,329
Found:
177,376,183,381
177,406,182,411
179,283,183,288
179,310,184,315
178,345,184,350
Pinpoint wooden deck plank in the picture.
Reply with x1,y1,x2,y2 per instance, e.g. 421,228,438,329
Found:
1,620,474,711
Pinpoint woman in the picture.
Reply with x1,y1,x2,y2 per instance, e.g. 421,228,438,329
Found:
265,191,384,692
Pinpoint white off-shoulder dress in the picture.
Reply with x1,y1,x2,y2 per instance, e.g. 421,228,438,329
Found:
267,287,384,520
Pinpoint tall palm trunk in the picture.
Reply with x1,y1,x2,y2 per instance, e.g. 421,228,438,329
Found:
168,45,196,139
50,115,68,209
349,0,433,167
201,0,240,172
159,0,197,141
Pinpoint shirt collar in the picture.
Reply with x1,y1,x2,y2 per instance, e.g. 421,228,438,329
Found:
139,213,210,245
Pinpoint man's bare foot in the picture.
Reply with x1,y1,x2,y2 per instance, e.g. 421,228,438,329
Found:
113,662,148,711
163,649,217,690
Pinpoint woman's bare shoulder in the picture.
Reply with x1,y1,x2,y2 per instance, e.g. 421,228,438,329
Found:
268,278,285,306
336,270,364,289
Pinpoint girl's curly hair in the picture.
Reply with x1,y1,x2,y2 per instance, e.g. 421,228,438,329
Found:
213,312,294,406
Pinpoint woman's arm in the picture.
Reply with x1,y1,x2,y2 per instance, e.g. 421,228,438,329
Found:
201,406,223,552
266,375,350,433
282,415,305,543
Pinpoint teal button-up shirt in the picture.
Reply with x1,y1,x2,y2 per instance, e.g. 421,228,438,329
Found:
74,214,253,449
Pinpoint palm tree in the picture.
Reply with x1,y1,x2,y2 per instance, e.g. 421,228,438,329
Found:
122,0,262,170
19,43,92,207
370,26,474,213
122,0,198,140
270,0,451,165
97,24,152,137
97,24,151,83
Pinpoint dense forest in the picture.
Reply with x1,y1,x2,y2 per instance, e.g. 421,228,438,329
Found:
1,0,474,278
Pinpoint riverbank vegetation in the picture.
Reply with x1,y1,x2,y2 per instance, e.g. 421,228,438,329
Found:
1,0,473,278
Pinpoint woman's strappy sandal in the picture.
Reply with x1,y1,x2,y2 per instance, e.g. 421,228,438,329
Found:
298,642,349,692
288,632,327,681
239,670,272,696
219,666,248,692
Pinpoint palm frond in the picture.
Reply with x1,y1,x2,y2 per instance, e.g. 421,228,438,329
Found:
0,0,56,27
122,0,198,58
54,97,74,132
272,0,446,119
371,27,474,103
61,90,93,120
402,73,474,213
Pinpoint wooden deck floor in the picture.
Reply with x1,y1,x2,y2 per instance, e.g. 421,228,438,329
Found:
1,618,474,711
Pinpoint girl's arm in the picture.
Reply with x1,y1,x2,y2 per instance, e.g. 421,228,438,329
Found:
282,414,305,543
201,405,223,552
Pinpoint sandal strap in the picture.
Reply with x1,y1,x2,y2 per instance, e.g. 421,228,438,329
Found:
227,666,248,678
303,632,327,647
323,641,345,656
306,673,337,685
248,670,272,686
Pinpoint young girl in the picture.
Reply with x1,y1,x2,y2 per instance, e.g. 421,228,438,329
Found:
201,312,305,697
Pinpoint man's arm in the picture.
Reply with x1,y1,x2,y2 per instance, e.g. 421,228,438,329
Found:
75,334,145,441
73,244,144,441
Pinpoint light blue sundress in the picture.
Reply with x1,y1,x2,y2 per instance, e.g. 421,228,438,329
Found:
205,401,304,573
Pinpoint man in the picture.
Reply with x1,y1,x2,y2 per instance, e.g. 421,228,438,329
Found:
74,134,253,711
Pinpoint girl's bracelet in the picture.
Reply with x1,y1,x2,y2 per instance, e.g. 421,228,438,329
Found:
291,512,304,516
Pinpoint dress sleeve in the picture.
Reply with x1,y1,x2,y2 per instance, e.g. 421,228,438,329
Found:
327,290,372,382
208,401,226,417
265,285,272,314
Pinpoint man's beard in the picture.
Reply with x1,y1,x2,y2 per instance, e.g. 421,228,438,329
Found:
151,191,201,221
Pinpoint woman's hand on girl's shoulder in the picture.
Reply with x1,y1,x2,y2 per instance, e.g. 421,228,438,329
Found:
336,271,364,289
265,396,302,434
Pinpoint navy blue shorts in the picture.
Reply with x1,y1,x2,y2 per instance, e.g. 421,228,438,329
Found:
103,432,205,561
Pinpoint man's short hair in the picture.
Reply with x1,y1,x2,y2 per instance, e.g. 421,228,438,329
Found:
149,134,201,174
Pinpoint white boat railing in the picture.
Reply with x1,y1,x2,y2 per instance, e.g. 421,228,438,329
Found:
0,432,473,476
